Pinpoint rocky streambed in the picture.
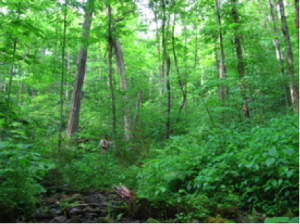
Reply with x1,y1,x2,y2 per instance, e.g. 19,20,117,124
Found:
25,189,139,223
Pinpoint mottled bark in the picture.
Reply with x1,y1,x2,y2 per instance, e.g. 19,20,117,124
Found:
278,0,299,112
66,0,93,137
113,37,131,140
231,0,250,119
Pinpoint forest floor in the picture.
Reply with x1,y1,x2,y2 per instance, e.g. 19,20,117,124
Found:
24,188,141,223
17,186,268,223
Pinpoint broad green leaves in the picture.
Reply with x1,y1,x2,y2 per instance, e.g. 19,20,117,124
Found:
137,114,299,216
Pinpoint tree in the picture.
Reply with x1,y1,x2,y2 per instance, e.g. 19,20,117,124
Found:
294,0,300,50
231,0,250,119
277,0,299,112
66,0,94,138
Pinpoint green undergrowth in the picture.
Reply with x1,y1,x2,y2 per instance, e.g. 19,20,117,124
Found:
0,113,298,222
136,114,299,221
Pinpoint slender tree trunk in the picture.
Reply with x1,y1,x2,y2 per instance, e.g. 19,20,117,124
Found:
66,0,94,137
192,23,198,104
294,0,300,50
231,0,250,119
58,0,68,152
133,91,142,131
267,0,289,111
215,0,226,102
113,37,131,140
2,39,17,141
66,51,71,100
278,0,299,112
171,14,187,128
107,5,117,146
155,14,163,96
162,0,171,139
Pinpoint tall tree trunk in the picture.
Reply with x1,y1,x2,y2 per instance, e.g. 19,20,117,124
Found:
294,0,300,50
162,0,171,139
133,91,142,132
171,14,187,128
2,39,17,141
267,0,289,111
66,0,94,137
231,0,250,119
113,37,131,140
107,5,117,146
215,0,226,102
278,0,299,112
58,0,68,153
155,13,163,96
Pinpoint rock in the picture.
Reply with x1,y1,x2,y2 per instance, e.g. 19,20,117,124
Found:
85,194,106,203
67,216,82,223
50,215,67,223
69,207,84,214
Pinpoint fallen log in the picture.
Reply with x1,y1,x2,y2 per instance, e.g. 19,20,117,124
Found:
112,183,136,204
76,138,98,144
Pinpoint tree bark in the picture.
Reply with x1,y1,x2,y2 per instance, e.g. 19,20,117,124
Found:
58,0,68,152
107,5,117,146
154,13,163,97
113,37,131,140
171,14,187,128
231,0,250,119
66,0,94,137
2,39,17,141
162,0,171,139
294,0,300,51
278,0,299,112
267,0,289,111
216,0,226,102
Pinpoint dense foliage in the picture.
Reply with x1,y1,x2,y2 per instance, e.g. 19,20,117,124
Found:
0,0,298,222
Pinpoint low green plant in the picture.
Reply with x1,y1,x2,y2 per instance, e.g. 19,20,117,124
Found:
136,114,299,216
0,141,52,217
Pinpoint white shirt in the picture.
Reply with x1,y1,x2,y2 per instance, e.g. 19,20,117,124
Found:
99,139,111,149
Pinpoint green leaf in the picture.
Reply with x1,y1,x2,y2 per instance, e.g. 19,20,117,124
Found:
264,217,289,223
288,217,299,223
266,157,275,167
283,148,295,156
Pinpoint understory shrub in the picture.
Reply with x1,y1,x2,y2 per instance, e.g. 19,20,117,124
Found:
0,141,50,220
136,114,299,217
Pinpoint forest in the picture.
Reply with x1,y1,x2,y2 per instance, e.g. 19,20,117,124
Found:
0,0,299,223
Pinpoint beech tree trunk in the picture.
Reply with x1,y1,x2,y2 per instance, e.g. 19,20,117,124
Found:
231,0,250,119
113,37,131,140
278,0,299,112
66,0,94,137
